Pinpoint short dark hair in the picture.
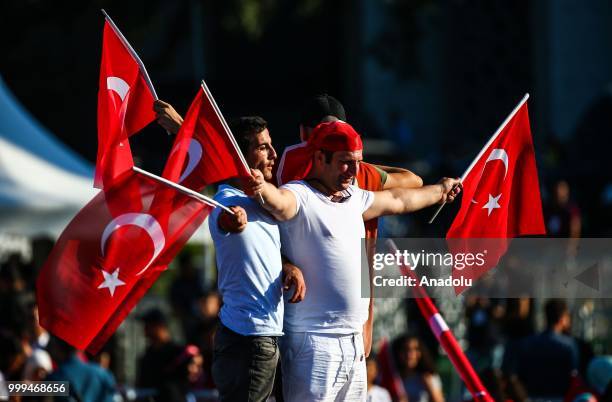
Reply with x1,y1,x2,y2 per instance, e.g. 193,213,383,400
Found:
300,94,346,129
229,116,268,156
544,299,568,328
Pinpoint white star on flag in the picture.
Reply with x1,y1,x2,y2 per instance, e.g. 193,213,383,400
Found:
97,268,126,296
482,193,502,216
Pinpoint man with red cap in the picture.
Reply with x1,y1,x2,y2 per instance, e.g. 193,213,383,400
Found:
275,94,424,357
246,120,461,402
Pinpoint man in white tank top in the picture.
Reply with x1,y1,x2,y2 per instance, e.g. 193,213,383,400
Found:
244,121,461,401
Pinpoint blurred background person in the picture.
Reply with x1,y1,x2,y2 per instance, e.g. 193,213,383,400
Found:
189,290,220,388
545,180,581,238
136,308,185,401
545,179,582,257
164,344,205,398
586,356,612,401
46,336,117,402
392,334,444,402
169,253,205,341
26,302,49,351
0,257,30,335
511,299,579,399
23,347,52,382
366,356,392,402
0,330,26,396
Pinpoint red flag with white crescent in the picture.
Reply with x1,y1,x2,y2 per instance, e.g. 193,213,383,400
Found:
95,17,157,189
163,83,251,191
447,99,545,293
37,170,211,353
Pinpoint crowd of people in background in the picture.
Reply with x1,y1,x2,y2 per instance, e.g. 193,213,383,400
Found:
0,236,611,401
0,95,611,401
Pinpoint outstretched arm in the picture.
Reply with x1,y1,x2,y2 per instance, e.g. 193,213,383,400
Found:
374,164,423,189
243,169,298,221
153,100,183,135
363,177,461,221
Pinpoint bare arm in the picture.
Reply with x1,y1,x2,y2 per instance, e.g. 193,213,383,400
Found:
362,297,374,357
153,100,183,135
244,169,298,221
374,164,423,189
363,177,461,221
362,237,376,357
423,373,445,402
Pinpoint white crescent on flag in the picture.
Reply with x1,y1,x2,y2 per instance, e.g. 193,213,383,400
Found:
169,138,203,183
471,148,509,207
485,148,509,179
106,76,130,101
100,212,165,276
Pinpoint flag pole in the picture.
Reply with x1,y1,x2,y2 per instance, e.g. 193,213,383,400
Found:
385,240,494,402
101,10,159,99
199,81,250,170
428,93,530,224
132,166,234,215
200,80,265,204
101,10,173,136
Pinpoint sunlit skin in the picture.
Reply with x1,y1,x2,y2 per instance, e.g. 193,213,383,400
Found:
312,150,363,195
396,338,445,402
399,338,422,370
187,353,203,382
366,359,378,387
246,128,277,182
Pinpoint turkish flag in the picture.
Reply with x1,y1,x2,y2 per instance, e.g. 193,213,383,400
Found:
37,170,211,353
95,19,157,189
163,83,251,191
447,100,545,293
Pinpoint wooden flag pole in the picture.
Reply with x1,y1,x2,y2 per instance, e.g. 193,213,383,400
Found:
428,93,530,224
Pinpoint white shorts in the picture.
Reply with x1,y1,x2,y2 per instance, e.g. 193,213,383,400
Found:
280,331,366,402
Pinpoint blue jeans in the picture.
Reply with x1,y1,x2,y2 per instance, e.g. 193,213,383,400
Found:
212,323,279,402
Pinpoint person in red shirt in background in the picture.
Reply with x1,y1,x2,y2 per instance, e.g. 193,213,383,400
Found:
276,94,423,356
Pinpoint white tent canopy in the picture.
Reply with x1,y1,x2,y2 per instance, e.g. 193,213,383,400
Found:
0,76,98,238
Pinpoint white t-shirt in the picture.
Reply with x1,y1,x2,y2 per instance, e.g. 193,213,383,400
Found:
367,385,392,402
279,181,375,333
